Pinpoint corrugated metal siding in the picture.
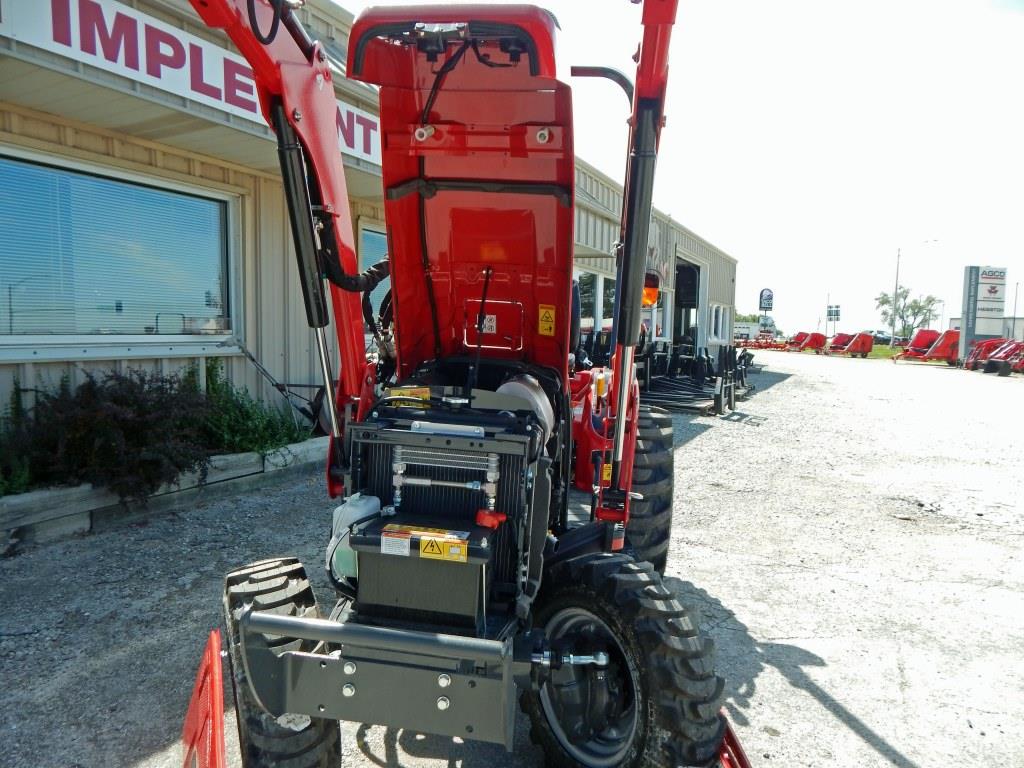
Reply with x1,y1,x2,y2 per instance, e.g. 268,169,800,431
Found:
0,102,383,408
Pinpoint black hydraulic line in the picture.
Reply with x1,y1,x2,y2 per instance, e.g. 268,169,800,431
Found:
417,158,444,360
421,41,471,125
248,0,283,45
466,266,494,402
570,66,634,104
387,178,572,207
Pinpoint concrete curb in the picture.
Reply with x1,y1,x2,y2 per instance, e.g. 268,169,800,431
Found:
0,436,329,544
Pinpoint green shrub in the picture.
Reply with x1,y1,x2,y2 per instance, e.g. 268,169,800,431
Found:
0,381,33,498
202,360,309,455
0,363,310,501
27,370,213,503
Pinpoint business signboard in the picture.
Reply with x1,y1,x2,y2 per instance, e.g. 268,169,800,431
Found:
759,288,774,312
0,0,382,164
959,266,1007,359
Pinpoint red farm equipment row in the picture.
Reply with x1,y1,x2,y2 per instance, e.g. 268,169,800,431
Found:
740,331,786,350
827,332,873,358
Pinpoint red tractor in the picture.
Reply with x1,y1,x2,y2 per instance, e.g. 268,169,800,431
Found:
180,1,749,767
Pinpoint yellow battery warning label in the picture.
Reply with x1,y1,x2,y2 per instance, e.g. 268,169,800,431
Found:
419,537,469,563
538,304,556,336
602,463,612,483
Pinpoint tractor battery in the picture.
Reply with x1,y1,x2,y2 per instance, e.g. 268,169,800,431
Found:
351,516,495,633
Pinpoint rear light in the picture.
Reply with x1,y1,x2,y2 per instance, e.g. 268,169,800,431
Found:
642,272,660,307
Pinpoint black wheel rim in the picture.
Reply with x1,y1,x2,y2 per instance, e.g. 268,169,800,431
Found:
539,607,640,766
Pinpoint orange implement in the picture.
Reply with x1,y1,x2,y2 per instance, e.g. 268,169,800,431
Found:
180,630,226,768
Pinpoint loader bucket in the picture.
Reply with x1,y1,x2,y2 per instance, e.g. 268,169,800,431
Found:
180,630,226,768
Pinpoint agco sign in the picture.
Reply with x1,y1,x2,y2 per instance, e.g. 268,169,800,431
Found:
981,268,1007,280
0,0,382,165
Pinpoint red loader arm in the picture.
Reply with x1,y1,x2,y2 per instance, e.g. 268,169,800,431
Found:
189,0,373,495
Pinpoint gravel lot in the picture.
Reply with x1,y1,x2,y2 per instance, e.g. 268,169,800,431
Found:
2,351,1022,768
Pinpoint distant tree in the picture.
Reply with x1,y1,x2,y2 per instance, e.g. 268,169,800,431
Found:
735,312,761,323
876,286,940,336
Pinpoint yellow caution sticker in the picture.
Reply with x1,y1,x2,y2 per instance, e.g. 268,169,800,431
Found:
386,386,431,403
383,524,469,538
538,304,556,336
419,536,468,563
601,463,612,483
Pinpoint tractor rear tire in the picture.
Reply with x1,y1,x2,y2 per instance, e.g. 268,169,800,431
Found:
521,553,726,767
223,558,341,768
628,405,674,574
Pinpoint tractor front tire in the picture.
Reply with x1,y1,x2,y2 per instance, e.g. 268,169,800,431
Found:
223,558,341,768
522,554,725,767
628,405,674,573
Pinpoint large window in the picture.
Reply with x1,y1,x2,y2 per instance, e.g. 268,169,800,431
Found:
0,155,229,336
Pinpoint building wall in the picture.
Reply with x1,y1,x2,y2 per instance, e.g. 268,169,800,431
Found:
572,159,737,349
0,101,383,406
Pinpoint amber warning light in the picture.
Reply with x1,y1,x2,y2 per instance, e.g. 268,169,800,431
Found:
642,272,661,307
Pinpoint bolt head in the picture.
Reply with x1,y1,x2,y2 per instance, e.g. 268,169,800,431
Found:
437,674,452,688
343,661,357,675
342,683,356,698
436,696,450,711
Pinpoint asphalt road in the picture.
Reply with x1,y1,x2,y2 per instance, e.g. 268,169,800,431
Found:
1,351,1022,767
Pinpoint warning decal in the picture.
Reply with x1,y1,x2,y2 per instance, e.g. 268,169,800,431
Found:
419,537,469,563
601,463,612,483
538,304,556,336
380,529,411,557
381,524,470,563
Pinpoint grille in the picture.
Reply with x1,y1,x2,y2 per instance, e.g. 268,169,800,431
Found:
360,442,525,587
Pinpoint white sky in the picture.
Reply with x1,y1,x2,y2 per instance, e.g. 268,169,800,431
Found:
335,0,1024,334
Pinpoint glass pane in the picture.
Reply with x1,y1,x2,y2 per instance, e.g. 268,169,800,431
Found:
0,156,228,335
578,272,596,332
359,228,389,325
602,278,616,322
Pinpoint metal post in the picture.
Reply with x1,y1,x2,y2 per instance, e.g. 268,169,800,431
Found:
891,248,901,346
7,285,11,335
1013,282,1020,340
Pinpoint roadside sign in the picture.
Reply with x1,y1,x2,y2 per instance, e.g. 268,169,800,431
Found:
827,305,840,321
959,266,1007,359
759,289,774,312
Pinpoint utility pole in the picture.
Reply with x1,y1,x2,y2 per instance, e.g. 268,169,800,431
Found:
891,248,901,347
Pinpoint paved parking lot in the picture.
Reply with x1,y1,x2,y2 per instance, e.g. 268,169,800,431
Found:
1,351,1022,767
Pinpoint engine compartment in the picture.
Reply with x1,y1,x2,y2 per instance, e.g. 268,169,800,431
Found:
337,361,564,639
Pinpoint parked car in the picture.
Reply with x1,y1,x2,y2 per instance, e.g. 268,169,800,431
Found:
870,330,892,344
